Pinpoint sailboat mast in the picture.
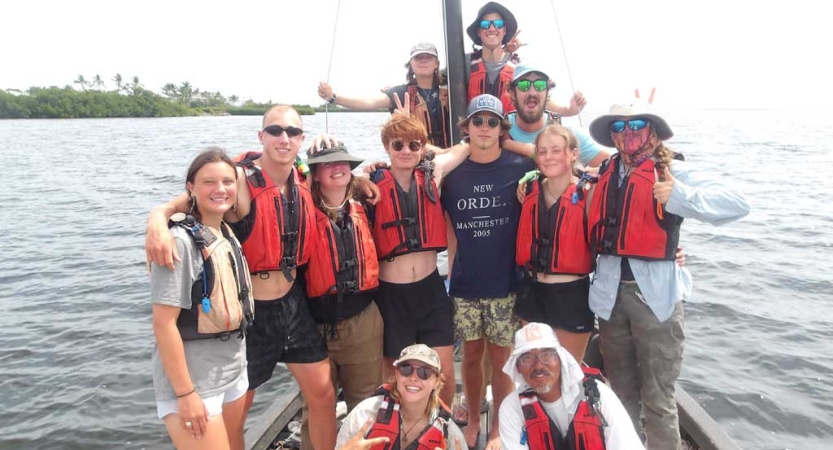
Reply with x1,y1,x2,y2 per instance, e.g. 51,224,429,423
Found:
442,0,466,145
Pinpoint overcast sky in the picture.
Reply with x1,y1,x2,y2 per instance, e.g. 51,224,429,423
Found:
3,0,829,112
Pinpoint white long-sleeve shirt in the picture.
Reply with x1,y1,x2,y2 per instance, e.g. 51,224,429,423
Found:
499,382,645,450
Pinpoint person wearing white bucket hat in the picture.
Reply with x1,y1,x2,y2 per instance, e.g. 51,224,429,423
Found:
586,100,750,449
499,323,644,450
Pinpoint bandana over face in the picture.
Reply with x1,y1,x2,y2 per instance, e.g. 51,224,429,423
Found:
611,122,660,166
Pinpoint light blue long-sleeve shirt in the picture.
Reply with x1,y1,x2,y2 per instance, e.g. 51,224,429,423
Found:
589,158,751,322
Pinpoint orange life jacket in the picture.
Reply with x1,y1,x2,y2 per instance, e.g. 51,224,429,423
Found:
468,50,516,114
370,169,447,260
516,180,592,276
236,152,316,280
588,155,684,261
366,385,451,450
520,367,607,450
407,84,451,149
171,216,254,341
305,200,379,298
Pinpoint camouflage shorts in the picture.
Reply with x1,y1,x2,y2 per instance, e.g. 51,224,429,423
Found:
453,293,519,347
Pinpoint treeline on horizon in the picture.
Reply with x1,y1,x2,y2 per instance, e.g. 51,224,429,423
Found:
0,74,316,119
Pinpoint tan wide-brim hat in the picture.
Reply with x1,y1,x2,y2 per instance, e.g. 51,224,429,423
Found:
588,100,674,148
393,343,441,372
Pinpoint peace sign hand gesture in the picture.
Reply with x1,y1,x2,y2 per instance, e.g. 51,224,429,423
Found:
393,92,411,116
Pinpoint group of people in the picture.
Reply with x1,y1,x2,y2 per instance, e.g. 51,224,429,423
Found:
146,2,751,450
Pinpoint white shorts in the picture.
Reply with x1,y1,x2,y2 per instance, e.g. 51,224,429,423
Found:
156,371,248,419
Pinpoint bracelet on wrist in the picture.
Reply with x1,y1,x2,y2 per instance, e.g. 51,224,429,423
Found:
176,388,195,399
328,94,337,104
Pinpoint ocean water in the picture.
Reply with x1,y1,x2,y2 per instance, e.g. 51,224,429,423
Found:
1,110,831,450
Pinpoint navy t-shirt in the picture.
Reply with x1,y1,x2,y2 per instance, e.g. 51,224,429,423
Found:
441,150,536,299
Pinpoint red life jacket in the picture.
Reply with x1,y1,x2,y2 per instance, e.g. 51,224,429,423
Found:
371,169,447,260
519,367,607,450
516,180,592,276
366,385,450,450
588,155,684,261
468,50,516,114
305,200,380,298
236,152,317,280
172,216,254,341
407,84,451,149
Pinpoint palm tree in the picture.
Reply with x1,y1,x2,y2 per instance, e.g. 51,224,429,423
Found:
93,75,105,91
74,75,89,91
179,81,193,105
229,95,239,105
161,83,179,99
130,76,142,93
112,73,123,93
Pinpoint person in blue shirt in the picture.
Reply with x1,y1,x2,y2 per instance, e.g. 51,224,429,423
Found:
502,63,610,169
586,100,750,450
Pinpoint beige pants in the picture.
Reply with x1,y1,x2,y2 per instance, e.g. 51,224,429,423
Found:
599,282,685,450
300,301,384,450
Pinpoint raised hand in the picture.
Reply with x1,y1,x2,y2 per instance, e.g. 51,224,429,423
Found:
393,92,411,116
504,29,525,54
318,81,334,101
653,167,675,205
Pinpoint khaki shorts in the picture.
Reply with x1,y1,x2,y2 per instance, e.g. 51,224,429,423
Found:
453,293,519,347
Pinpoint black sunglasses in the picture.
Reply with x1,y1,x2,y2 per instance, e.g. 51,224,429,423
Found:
472,116,501,128
263,125,304,138
397,363,435,380
391,140,423,152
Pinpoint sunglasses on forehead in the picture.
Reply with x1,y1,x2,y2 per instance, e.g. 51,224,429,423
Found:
263,124,304,138
391,140,423,152
516,79,550,92
609,119,649,133
479,19,505,29
472,116,501,128
397,363,436,380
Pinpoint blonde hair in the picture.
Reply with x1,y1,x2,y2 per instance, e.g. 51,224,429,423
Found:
533,124,581,177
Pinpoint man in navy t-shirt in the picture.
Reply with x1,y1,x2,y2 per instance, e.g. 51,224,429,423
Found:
441,94,535,450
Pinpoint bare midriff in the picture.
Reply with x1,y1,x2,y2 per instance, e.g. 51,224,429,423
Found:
251,269,297,301
529,271,586,284
379,251,438,284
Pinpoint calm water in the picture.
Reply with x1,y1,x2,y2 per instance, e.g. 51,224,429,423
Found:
1,110,831,450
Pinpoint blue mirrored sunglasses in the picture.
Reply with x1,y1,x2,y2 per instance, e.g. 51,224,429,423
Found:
609,119,649,133
479,19,505,30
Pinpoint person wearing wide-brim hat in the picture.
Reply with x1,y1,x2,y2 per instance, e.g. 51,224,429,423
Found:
465,2,521,115
586,100,750,449
300,141,387,449
317,42,453,149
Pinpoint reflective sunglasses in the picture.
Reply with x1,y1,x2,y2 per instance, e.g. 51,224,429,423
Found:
516,79,550,92
263,124,304,138
391,140,423,152
517,349,559,368
479,19,505,29
472,116,501,128
397,363,435,380
609,119,649,133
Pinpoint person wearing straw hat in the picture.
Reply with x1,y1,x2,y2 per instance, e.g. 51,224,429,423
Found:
586,100,750,449
318,42,453,150
336,344,466,450
465,2,583,119
299,142,385,450
500,64,610,169
499,323,644,450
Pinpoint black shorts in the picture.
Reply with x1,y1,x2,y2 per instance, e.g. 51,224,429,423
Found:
376,269,455,358
246,282,328,391
515,276,594,333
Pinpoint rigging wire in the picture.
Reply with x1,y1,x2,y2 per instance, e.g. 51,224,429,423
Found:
324,0,342,134
548,0,582,127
